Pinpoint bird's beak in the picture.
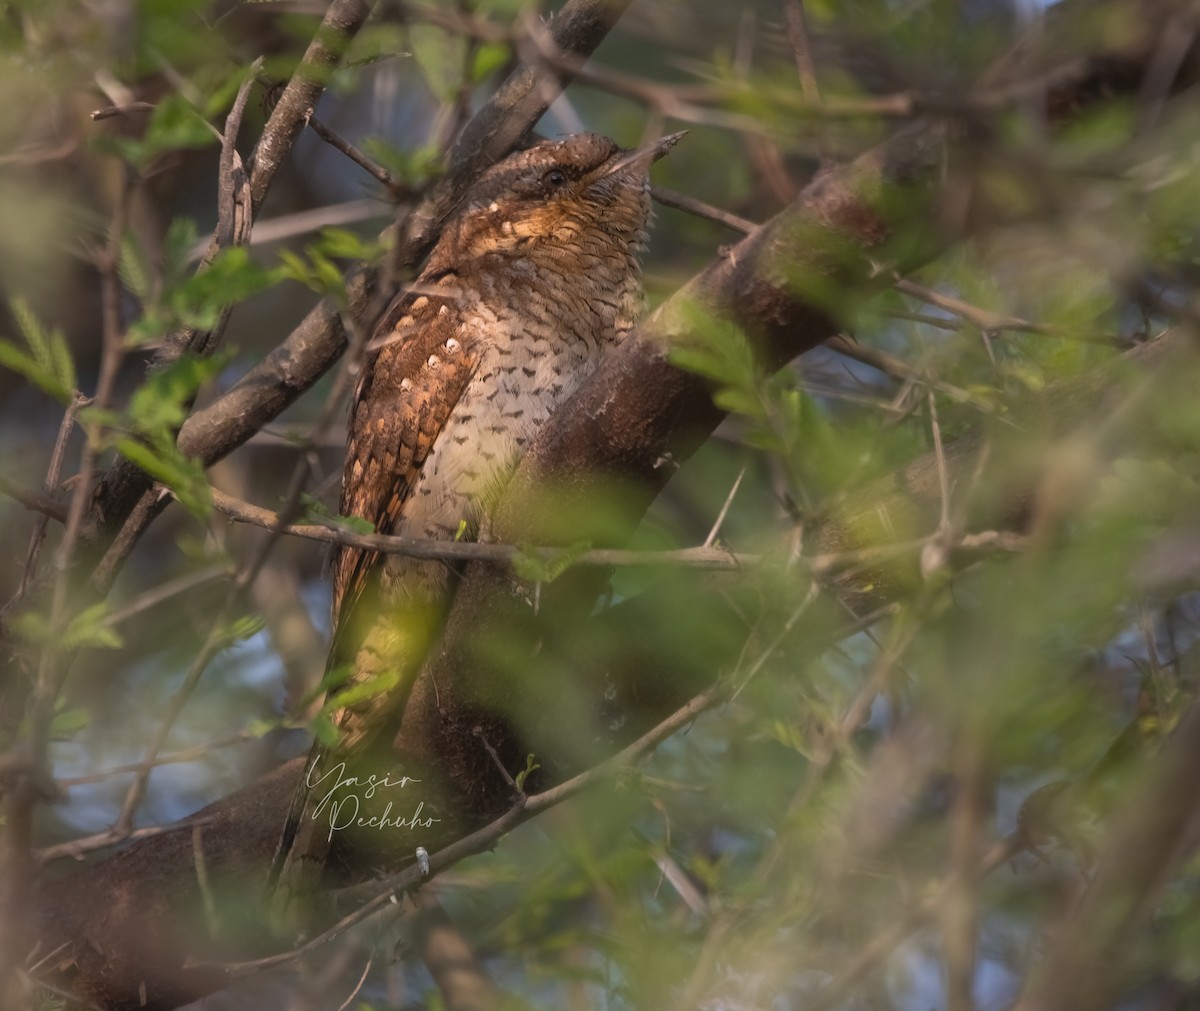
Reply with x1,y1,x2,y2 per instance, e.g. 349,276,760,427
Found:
596,130,687,180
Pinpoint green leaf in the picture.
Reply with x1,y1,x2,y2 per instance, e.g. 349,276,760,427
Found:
302,495,374,533
309,710,339,748
124,231,276,346
409,24,467,102
221,614,266,643
713,387,763,418
325,667,402,712
668,310,759,397
472,42,510,82
244,718,278,738
0,339,70,402
127,352,228,434
64,602,124,651
111,93,217,169
330,514,376,535
514,754,541,792
0,297,76,401
162,217,200,283
315,227,384,262
8,609,51,647
362,138,442,188
276,248,346,301
119,234,153,299
51,707,91,740
512,541,592,584
115,436,212,519
166,246,279,330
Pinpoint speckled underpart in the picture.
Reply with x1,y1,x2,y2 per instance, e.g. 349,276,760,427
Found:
328,132,663,748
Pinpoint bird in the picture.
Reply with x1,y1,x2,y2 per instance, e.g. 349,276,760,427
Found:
269,130,683,927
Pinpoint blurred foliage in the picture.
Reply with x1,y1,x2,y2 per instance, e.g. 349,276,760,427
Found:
2,0,1200,1009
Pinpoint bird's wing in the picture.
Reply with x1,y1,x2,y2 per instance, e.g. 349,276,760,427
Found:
331,279,479,639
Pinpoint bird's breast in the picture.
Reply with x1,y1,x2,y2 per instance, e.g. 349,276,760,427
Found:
393,289,625,550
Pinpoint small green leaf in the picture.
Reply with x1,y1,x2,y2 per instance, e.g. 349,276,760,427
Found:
116,436,212,518
514,754,541,792
222,614,267,644
64,602,124,651
244,718,277,738
276,248,346,300
167,246,279,329
303,495,375,533
0,340,69,402
512,541,592,584
119,234,153,299
315,227,384,262
332,514,375,535
0,297,76,401
9,609,51,646
110,94,217,169
472,42,510,82
362,138,442,188
127,352,228,434
409,24,467,102
310,710,339,748
163,217,200,281
325,667,402,712
51,707,90,740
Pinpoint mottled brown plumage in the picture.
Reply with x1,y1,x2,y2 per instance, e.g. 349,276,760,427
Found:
270,131,680,926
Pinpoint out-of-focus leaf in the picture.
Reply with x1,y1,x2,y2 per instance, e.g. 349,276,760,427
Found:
408,24,466,102
472,42,510,82
108,93,217,170
512,541,592,584
0,297,76,401
325,667,402,713
115,436,212,519
64,602,124,651
51,707,90,741
127,352,228,433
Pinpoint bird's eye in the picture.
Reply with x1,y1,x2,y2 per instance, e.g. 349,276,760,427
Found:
542,168,567,190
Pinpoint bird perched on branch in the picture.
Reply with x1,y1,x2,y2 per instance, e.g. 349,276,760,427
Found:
270,130,682,926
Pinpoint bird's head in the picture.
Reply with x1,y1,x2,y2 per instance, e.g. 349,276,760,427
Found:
430,131,684,272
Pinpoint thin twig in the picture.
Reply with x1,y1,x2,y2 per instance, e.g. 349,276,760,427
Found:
703,466,747,548
209,487,755,569
651,185,757,234
824,334,979,407
0,475,67,525
101,564,231,628
35,815,215,864
89,101,156,121
335,955,373,1011
784,0,831,164
895,276,1118,345
472,726,520,794
55,732,258,787
308,115,403,192
14,395,84,603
